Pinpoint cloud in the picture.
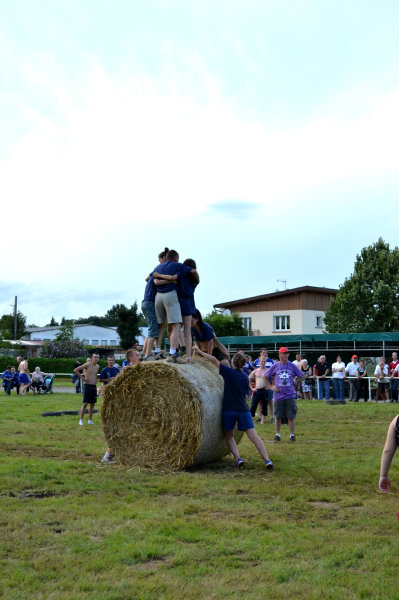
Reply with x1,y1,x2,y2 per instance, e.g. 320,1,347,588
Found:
207,199,261,219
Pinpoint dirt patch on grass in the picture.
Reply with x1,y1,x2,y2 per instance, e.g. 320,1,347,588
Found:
130,556,171,571
308,500,340,509
7,489,67,499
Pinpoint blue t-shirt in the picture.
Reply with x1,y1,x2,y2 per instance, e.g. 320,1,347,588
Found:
121,359,129,368
143,263,163,303
2,370,13,384
178,273,197,299
219,363,250,412
100,366,120,383
154,261,192,293
266,361,303,401
191,321,215,343
242,361,254,376
253,357,274,369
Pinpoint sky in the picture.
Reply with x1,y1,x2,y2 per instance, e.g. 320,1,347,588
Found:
0,0,398,327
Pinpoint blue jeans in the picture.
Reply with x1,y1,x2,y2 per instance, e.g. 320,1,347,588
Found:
333,378,345,401
318,379,330,399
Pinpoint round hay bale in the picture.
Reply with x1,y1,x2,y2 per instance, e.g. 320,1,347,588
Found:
101,358,244,470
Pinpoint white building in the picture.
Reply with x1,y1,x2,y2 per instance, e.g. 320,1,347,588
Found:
214,286,338,336
25,324,120,347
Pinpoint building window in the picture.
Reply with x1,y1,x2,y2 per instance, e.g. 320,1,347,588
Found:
91,339,98,345
316,315,323,328
110,339,117,345
274,315,290,331
101,340,107,346
242,317,252,331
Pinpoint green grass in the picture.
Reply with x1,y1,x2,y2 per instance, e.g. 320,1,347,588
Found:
0,393,398,600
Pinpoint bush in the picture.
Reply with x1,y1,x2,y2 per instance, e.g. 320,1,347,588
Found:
41,339,88,359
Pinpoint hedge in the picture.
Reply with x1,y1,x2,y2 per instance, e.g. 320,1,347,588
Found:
0,357,108,373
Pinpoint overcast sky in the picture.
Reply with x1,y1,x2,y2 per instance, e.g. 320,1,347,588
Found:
1,0,397,327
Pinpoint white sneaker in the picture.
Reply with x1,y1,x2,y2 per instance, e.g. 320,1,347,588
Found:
101,452,116,464
79,419,84,426
88,420,94,425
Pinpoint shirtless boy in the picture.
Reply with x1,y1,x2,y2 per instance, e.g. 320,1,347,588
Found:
18,356,31,396
74,353,100,425
249,356,269,424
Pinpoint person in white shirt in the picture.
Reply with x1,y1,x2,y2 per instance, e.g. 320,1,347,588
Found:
375,357,390,402
332,355,346,403
345,355,359,402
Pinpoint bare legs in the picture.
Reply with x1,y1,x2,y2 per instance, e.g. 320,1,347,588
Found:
224,428,270,461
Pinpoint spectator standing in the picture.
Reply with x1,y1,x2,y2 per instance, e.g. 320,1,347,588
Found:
264,347,305,442
252,349,274,416
332,355,346,403
315,355,330,400
375,357,390,402
356,359,368,402
99,355,120,385
345,355,360,402
249,356,269,424
74,353,100,425
300,359,313,399
1,366,13,395
72,359,83,393
389,352,399,403
18,357,31,396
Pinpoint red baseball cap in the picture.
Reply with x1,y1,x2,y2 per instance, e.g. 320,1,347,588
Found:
279,347,289,353
352,354,358,359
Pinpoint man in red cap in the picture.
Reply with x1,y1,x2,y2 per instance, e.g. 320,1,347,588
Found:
264,347,305,442
345,355,359,402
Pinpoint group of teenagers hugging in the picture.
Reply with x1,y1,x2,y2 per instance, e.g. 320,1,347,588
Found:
140,247,231,365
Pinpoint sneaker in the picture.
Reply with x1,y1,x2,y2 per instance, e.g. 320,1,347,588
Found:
166,353,185,364
265,459,274,470
153,353,165,361
289,435,296,442
142,355,154,362
101,452,116,464
274,434,281,442
88,420,94,425
79,419,84,426
234,458,244,469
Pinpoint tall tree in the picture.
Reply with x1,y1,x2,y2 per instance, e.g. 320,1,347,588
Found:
324,238,399,333
116,303,140,348
204,311,249,336
55,320,75,341
0,311,27,340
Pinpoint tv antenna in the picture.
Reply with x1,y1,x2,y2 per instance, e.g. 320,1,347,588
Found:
277,279,287,290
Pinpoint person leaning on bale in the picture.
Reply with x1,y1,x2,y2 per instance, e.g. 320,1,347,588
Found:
379,414,399,494
193,345,274,470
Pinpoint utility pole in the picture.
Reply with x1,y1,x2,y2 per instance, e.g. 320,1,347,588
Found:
13,296,17,340
277,279,287,290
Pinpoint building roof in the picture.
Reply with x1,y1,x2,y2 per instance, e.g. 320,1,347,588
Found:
213,286,338,309
26,324,117,333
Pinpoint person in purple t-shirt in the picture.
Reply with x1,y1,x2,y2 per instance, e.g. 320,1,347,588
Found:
264,347,305,443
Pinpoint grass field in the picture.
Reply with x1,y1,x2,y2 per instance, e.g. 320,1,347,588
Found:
1,392,398,600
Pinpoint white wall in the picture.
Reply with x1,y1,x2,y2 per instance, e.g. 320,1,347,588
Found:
30,325,120,346
240,310,325,336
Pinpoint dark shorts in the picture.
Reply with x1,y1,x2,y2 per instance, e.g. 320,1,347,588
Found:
274,397,297,420
19,373,30,385
141,300,159,339
378,382,390,392
222,410,254,431
83,384,97,404
179,296,196,318
212,347,229,362
250,388,269,417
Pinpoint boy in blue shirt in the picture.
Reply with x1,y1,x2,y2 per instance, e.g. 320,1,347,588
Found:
99,355,120,384
193,345,274,470
2,366,13,395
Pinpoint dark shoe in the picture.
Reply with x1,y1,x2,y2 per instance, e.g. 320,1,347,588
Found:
153,353,165,361
165,354,185,364
289,435,296,442
234,458,244,469
274,434,281,442
265,459,274,470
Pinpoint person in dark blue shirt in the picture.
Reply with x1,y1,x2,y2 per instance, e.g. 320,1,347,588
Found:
193,345,274,470
99,355,120,385
11,367,20,394
191,310,230,366
2,366,13,395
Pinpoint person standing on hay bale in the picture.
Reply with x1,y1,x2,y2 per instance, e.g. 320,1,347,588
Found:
264,347,305,443
153,249,199,363
101,349,140,464
74,353,100,426
193,346,274,470
191,310,230,367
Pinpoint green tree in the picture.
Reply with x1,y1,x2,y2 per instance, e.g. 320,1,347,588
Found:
0,311,27,340
324,238,399,333
46,316,59,326
203,311,249,336
116,303,141,348
55,320,75,341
